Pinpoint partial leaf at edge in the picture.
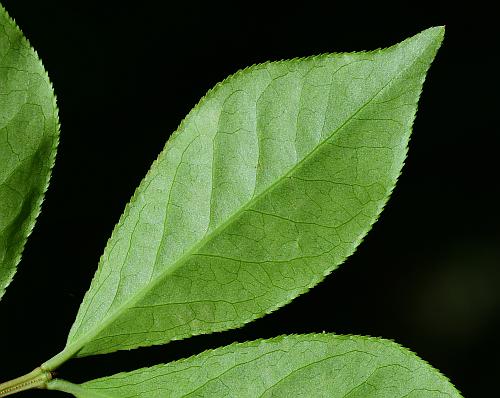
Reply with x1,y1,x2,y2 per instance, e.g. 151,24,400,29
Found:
48,334,462,397
57,27,443,359
0,4,59,300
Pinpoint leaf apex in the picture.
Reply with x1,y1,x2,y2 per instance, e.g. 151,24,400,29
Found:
417,25,446,48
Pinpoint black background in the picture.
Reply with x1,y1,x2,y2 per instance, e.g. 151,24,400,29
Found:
0,2,498,397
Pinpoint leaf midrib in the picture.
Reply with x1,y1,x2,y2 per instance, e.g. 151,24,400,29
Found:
63,46,425,359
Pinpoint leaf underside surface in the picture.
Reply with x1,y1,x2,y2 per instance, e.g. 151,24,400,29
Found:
56,27,444,360
48,334,461,398
0,5,59,300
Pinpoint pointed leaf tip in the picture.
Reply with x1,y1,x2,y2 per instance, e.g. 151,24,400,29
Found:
413,26,445,49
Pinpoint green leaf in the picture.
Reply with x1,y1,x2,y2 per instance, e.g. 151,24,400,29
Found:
0,4,59,300
48,334,462,397
47,27,443,363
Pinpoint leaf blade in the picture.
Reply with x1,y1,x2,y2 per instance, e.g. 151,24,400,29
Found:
58,27,443,359
48,334,462,397
0,4,59,300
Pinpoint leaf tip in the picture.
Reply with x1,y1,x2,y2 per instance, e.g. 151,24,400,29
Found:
420,25,446,47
